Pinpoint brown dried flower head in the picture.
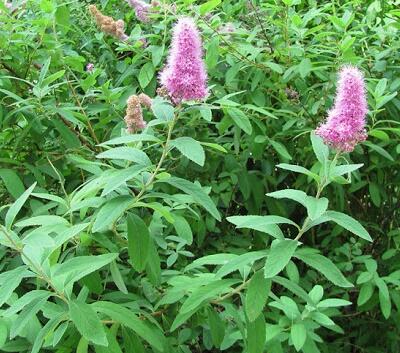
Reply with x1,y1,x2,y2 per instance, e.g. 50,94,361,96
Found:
124,95,149,133
138,93,153,109
88,5,128,41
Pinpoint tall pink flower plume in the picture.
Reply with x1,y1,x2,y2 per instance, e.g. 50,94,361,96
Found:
160,17,208,103
126,0,150,23
316,66,368,152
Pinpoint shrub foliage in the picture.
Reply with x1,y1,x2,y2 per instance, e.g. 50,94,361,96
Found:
0,0,399,352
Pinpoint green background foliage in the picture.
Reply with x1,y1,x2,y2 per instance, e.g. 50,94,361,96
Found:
0,0,399,352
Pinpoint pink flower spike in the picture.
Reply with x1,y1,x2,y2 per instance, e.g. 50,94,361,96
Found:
316,66,368,152
159,17,208,103
126,0,150,23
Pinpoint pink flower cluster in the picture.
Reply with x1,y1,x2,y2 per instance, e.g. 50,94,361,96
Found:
316,66,368,152
160,17,208,103
126,0,150,23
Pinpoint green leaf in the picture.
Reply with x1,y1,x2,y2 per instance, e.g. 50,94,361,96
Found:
0,320,7,349
227,107,252,134
309,285,323,303
31,313,65,353
369,182,381,207
245,270,271,322
273,276,310,303
206,36,219,69
298,58,312,78
376,91,397,109
151,98,174,121
92,301,165,351
277,163,319,180
52,321,69,347
15,215,69,228
330,163,363,178
95,327,123,353
291,323,307,351
185,253,238,271
325,211,372,241
161,177,220,220
199,107,212,121
357,283,374,306
173,215,193,244
312,312,335,327
208,307,225,348
10,295,49,338
364,141,394,161
32,192,67,205
375,78,387,97
199,0,221,14
122,330,146,353
38,57,51,84
201,142,227,153
127,213,150,271
138,62,154,89
0,267,32,306
216,251,268,278
305,197,329,220
52,119,81,149
247,314,266,353
3,290,51,317
101,165,144,197
5,182,36,229
146,240,161,285
295,250,353,288
180,279,238,314
0,169,25,199
171,137,205,166
77,337,89,353
270,140,292,160
310,131,329,164
96,147,151,166
92,196,133,232
267,189,328,220
100,134,160,146
69,300,108,346
375,277,391,319
317,298,352,308
265,61,283,73
54,223,90,247
227,215,296,238
110,261,128,294
264,239,298,278
52,253,118,289
267,189,307,204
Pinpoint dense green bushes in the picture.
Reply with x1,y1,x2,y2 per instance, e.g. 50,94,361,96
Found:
0,0,399,352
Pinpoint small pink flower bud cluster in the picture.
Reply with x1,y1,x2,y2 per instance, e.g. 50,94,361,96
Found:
126,0,151,23
86,63,95,73
316,66,368,152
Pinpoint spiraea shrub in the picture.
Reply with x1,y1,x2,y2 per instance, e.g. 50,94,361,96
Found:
0,0,399,352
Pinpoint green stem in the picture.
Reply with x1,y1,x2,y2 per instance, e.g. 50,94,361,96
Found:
294,151,340,241
135,113,179,202
212,279,250,304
